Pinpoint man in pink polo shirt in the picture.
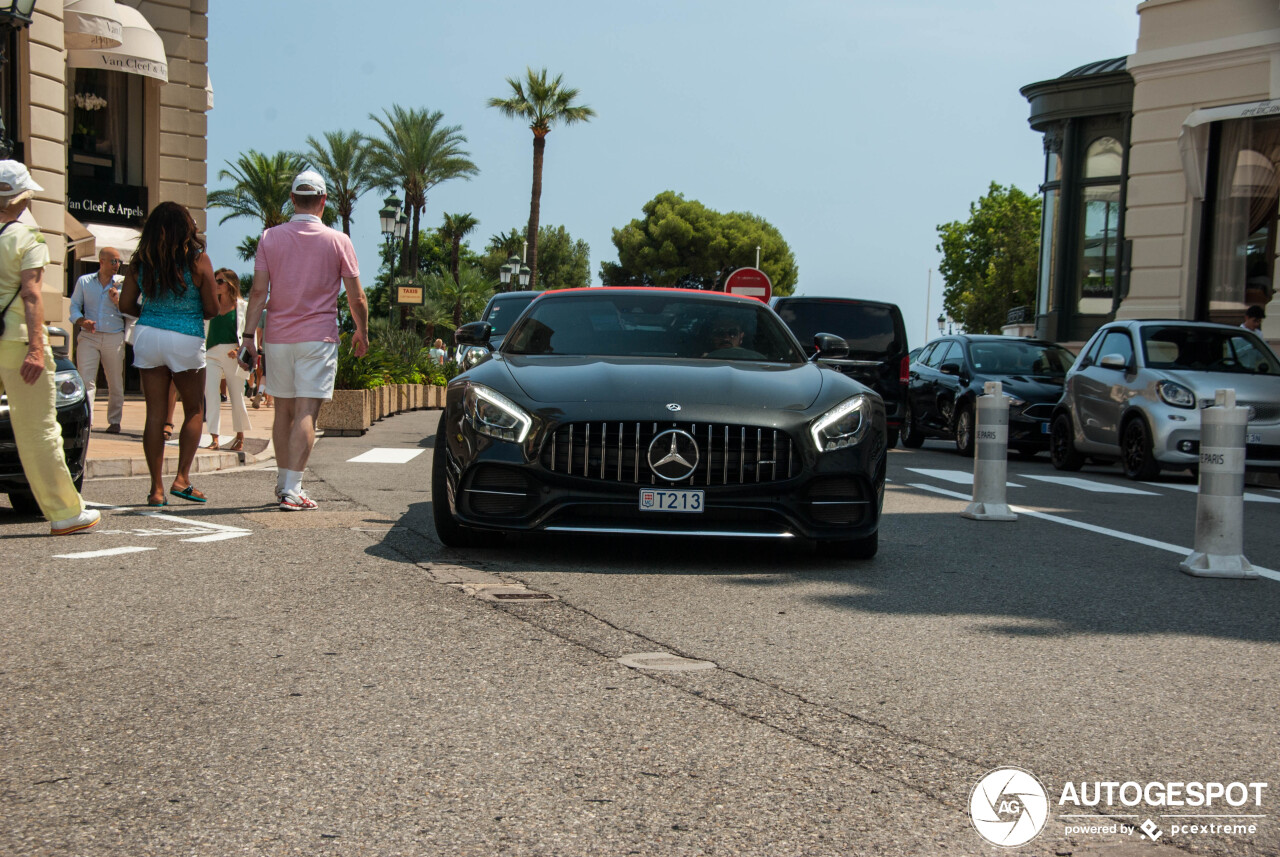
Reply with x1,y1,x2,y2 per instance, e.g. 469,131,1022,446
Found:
240,169,369,511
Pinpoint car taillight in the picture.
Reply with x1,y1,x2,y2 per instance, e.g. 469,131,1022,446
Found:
899,355,909,384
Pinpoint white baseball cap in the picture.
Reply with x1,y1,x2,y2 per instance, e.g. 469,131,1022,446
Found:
291,169,326,196
0,160,43,198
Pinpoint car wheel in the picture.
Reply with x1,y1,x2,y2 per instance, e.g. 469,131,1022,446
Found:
885,425,900,450
819,528,879,560
7,490,40,515
954,404,975,457
1121,416,1161,481
431,419,479,548
1050,414,1085,471
900,402,925,448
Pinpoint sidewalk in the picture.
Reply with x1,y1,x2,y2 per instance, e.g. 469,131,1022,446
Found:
84,392,275,480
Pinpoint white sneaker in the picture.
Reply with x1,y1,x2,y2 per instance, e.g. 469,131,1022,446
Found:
51,508,101,535
279,489,317,512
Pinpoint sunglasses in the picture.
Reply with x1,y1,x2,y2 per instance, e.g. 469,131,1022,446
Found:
215,278,227,285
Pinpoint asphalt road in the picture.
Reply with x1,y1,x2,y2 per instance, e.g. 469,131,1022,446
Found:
2,408,1277,856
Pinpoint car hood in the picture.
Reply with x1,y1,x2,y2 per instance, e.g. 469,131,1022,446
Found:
499,355,826,410
973,372,1066,403
1155,369,1280,402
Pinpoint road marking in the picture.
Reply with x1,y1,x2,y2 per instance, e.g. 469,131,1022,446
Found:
1156,483,1280,504
346,448,425,464
53,546,157,559
905,468,1023,488
1020,474,1159,495
908,482,1280,582
137,511,250,533
183,531,251,543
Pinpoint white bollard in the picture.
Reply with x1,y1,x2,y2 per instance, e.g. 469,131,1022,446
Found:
962,381,1017,522
1180,388,1256,578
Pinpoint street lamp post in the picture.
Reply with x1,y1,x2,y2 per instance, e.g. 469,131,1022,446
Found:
937,313,945,335
379,195,408,325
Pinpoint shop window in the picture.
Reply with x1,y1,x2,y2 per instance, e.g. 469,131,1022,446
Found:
0,27,18,159
1076,136,1122,315
1205,116,1280,319
67,68,144,186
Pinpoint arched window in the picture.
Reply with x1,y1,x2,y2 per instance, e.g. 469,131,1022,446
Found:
1084,136,1123,178
1076,136,1124,314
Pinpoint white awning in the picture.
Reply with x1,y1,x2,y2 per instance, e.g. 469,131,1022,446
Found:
1178,99,1280,199
83,222,142,262
64,0,123,50
65,212,97,261
67,2,168,83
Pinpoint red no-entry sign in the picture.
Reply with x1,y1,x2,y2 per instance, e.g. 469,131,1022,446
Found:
724,267,772,302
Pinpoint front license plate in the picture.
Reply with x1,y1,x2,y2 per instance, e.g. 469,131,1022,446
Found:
1247,433,1262,445
1040,422,1051,434
639,488,704,513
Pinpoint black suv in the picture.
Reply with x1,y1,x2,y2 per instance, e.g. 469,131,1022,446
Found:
772,296,909,447
0,326,91,514
480,290,539,350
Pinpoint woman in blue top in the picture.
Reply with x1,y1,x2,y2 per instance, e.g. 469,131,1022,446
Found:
119,202,224,506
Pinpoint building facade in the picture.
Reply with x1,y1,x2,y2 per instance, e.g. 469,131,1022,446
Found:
2,0,209,326
1022,0,1279,348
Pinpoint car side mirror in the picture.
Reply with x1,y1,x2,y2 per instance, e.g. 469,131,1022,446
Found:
455,320,493,347
812,333,849,360
1099,353,1127,370
939,362,960,376
46,325,70,359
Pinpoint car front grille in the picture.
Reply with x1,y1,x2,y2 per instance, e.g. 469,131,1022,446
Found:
541,421,798,486
464,465,535,517
806,476,869,525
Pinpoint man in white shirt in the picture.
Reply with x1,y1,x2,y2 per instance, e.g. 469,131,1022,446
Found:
1242,304,1265,333
69,246,126,433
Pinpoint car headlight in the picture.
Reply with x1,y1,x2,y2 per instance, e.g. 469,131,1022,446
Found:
463,383,531,443
54,369,86,406
810,394,872,452
1157,380,1195,409
1003,392,1026,407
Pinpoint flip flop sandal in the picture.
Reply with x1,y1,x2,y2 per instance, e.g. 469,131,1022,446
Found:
227,438,244,451
146,497,167,507
169,485,207,503
163,423,174,440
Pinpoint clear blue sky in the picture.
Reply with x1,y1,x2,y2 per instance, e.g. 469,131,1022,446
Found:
206,1,1141,347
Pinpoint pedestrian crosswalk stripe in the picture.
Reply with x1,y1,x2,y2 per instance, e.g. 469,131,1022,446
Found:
905,468,1023,488
346,448,425,464
1152,483,1280,504
54,546,156,559
1020,474,1159,495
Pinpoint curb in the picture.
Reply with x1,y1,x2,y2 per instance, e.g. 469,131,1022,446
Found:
85,440,275,480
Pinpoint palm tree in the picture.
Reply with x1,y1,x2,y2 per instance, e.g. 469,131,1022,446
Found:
416,266,495,335
302,130,373,236
364,105,479,278
488,68,595,289
439,212,479,326
207,150,306,230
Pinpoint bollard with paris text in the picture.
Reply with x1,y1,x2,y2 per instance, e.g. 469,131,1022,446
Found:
962,381,1017,522
1180,388,1256,578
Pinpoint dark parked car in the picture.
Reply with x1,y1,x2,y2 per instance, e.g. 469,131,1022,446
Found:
0,327,91,513
433,288,888,557
771,296,909,448
901,334,1076,457
479,290,539,350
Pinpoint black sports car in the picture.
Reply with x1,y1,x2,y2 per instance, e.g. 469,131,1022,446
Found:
432,288,887,557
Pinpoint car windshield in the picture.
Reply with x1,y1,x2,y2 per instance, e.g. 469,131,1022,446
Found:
504,292,806,362
484,294,537,337
1140,326,1279,375
965,340,1076,377
774,300,900,358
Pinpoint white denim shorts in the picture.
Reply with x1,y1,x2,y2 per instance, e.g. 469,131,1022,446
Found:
131,325,206,373
263,341,338,400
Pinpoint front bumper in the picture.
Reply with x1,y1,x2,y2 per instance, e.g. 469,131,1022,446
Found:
1145,405,1280,470
0,400,92,492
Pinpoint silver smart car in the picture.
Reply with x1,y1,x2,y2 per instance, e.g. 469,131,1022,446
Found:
1050,319,1280,480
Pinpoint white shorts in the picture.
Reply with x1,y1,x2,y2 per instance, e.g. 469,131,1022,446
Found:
264,341,338,400
131,325,206,373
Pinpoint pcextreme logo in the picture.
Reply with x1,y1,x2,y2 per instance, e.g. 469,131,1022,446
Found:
969,768,1269,847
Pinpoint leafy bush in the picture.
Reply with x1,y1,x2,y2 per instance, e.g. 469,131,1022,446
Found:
334,332,392,390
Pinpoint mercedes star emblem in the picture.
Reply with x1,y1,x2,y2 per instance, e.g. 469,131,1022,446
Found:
647,429,700,482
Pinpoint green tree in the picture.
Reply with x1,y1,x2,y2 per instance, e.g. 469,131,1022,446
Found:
415,266,494,338
936,182,1041,334
488,68,595,290
302,129,373,236
479,224,590,291
600,191,797,295
365,105,479,278
208,150,306,230
438,212,480,327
